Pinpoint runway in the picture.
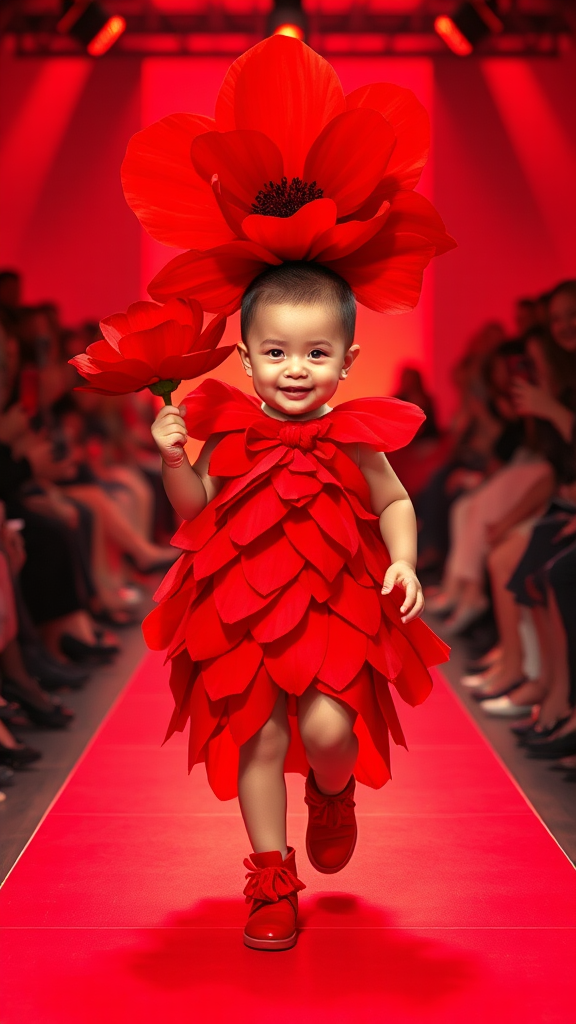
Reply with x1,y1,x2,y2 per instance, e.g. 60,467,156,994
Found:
1,649,575,1024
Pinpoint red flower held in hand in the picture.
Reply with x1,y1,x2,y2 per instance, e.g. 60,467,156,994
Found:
70,298,233,402
121,35,455,317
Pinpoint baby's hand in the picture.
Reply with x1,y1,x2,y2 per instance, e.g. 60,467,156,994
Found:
382,560,424,623
151,404,188,469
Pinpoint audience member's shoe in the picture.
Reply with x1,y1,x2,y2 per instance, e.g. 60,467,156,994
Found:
481,695,534,718
22,644,89,690
60,632,120,664
1,680,74,729
442,599,490,637
514,717,571,744
0,701,30,728
470,678,525,702
0,765,15,787
460,674,489,689
525,730,576,759
305,771,357,874
243,848,305,950
0,741,42,768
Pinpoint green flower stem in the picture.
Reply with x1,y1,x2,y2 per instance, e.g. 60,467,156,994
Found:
148,379,181,406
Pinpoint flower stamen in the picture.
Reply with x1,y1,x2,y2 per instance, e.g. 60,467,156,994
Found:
252,176,324,218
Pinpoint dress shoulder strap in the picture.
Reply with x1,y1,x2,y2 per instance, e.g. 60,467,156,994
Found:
327,396,425,452
181,378,261,440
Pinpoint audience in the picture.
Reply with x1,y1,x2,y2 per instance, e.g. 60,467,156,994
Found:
423,279,576,776
0,270,179,801
1,267,575,804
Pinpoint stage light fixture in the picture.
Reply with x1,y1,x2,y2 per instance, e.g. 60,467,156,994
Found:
266,0,307,42
57,0,126,56
434,1,503,55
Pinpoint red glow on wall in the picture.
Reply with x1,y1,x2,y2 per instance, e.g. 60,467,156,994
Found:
87,15,126,56
434,16,473,56
273,23,305,41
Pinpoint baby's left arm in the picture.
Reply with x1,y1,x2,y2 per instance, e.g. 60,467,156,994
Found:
357,444,424,623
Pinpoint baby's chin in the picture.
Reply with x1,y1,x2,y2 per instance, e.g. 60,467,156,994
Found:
257,386,336,416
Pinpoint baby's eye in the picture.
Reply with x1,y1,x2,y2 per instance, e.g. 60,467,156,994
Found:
266,348,284,359
309,349,328,359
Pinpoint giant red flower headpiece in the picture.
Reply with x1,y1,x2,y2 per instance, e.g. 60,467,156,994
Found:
122,36,456,318
70,297,233,403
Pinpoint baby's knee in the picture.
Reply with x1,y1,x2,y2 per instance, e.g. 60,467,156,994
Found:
246,714,290,765
300,713,353,757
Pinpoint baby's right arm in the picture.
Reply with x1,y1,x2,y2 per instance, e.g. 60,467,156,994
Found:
151,404,223,521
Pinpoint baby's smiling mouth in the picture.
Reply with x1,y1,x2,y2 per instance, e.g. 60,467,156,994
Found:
280,386,312,393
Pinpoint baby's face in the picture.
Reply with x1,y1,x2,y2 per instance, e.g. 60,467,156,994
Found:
238,302,358,418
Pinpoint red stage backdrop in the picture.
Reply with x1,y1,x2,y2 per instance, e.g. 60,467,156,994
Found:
1,50,575,418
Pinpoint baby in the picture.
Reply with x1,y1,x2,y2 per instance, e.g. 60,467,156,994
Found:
149,262,434,951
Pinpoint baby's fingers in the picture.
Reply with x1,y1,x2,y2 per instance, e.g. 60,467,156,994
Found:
401,588,425,623
400,578,417,614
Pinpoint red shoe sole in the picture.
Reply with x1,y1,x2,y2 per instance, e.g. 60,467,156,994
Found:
306,826,358,875
243,931,297,951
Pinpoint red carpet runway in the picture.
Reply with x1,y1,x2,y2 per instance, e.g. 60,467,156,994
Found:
1,651,575,1024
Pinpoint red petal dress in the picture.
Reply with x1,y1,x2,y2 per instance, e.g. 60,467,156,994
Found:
144,379,450,800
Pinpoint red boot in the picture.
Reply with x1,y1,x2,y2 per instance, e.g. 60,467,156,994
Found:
305,771,357,874
243,847,305,951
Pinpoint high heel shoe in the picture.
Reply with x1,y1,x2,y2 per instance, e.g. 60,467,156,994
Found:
471,678,526,702
60,632,120,664
525,730,576,759
514,717,571,744
0,741,42,768
1,679,74,729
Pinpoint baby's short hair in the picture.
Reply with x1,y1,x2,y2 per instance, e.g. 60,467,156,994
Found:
240,262,356,347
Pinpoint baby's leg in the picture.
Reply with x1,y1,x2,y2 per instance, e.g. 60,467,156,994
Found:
298,689,358,794
238,692,290,857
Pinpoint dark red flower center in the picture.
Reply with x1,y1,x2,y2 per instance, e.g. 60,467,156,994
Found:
252,176,324,218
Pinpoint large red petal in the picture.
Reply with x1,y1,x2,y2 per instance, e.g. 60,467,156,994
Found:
374,670,407,747
241,525,304,596
385,190,457,257
264,602,328,694
148,242,278,315
186,588,245,661
228,665,279,747
216,36,345,179
304,109,396,218
317,612,367,692
346,82,430,194
307,488,358,556
158,344,236,382
242,199,337,262
119,321,190,365
325,229,436,315
198,313,227,352
273,467,322,501
327,571,382,635
213,558,277,624
192,521,238,581
228,482,288,547
201,634,263,701
283,509,345,582
309,203,390,262
121,113,235,250
191,129,283,212
125,297,203,337
249,575,310,643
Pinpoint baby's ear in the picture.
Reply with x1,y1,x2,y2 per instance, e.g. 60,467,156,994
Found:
237,340,253,376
